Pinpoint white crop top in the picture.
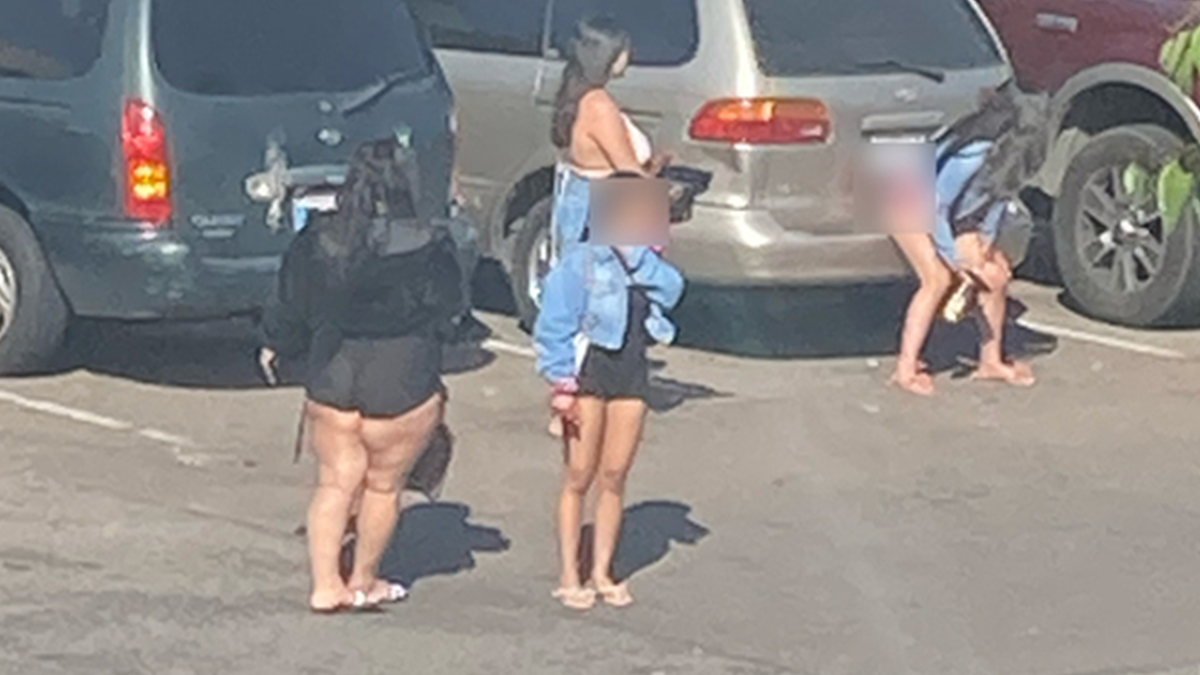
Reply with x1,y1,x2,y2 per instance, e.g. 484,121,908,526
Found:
570,114,652,179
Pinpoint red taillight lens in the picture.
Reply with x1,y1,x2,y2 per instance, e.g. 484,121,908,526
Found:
689,98,831,145
122,99,172,224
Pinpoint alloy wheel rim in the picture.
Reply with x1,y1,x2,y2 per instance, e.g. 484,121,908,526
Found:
526,227,553,308
1077,165,1167,295
0,247,17,341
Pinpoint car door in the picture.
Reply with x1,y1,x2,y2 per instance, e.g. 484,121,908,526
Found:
981,0,1189,92
408,0,553,250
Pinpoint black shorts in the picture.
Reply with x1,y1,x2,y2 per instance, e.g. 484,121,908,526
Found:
305,335,443,418
576,287,652,401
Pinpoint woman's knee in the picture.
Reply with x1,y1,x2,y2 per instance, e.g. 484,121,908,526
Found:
363,464,403,496
921,264,953,296
563,465,596,495
595,466,630,494
319,453,368,494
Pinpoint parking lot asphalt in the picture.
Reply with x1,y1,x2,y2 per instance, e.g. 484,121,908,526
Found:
3,281,1200,675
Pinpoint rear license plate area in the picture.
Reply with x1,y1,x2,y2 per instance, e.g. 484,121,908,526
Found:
291,191,338,232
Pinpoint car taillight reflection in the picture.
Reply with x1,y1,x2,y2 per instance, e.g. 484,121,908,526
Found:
689,97,831,145
122,99,172,225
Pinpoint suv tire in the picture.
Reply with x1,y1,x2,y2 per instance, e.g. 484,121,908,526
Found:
1054,124,1200,326
0,205,68,374
510,195,553,329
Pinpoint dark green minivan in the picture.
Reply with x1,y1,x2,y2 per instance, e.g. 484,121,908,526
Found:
0,0,461,372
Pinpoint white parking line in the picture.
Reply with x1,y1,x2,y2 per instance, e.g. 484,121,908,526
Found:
0,388,199,451
1017,319,1188,360
483,338,537,359
0,389,134,431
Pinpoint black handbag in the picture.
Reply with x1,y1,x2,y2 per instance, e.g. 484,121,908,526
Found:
658,165,712,224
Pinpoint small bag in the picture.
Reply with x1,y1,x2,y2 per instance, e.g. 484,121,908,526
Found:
658,165,712,224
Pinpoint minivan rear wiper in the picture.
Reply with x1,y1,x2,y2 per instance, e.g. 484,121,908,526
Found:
854,60,946,83
340,69,417,116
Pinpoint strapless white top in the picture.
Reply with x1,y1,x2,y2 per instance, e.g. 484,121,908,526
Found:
569,114,652,179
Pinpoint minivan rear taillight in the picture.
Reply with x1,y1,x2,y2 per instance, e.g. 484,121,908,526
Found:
689,98,831,145
122,99,172,224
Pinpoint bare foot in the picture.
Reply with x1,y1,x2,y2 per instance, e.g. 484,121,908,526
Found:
310,586,356,613
593,578,634,607
552,586,596,610
971,361,1035,387
889,370,935,396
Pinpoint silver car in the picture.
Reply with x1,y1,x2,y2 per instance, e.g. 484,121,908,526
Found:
408,0,1015,322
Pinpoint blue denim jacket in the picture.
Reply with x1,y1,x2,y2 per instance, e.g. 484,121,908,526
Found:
550,164,591,257
934,139,1006,264
534,244,685,384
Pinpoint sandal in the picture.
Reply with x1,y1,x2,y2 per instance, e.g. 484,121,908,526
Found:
594,582,634,608
363,580,409,605
310,590,384,615
552,586,596,611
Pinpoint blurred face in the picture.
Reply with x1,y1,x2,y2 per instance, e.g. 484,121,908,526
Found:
611,49,630,79
591,177,669,246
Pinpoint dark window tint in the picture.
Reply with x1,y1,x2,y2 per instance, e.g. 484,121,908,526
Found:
408,0,546,56
744,0,1003,77
0,0,110,80
550,0,698,66
153,0,432,96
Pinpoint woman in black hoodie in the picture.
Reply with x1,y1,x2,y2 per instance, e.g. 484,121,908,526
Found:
260,138,464,613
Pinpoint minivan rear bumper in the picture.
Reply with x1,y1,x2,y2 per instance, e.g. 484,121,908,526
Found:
665,203,1031,285
37,220,278,320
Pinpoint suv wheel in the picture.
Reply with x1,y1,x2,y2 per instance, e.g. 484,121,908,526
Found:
0,205,68,374
1054,124,1200,326
510,195,553,329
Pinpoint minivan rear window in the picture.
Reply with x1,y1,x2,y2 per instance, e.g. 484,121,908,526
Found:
744,0,1003,77
152,0,432,96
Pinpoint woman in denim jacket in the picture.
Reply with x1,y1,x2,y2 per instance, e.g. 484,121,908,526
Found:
533,217,684,610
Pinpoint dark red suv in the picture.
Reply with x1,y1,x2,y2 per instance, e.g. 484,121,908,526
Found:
980,0,1200,326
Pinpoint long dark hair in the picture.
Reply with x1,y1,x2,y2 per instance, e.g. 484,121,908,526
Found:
551,16,631,149
317,137,420,277
939,80,1050,223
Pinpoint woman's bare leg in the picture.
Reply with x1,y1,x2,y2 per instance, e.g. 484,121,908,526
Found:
305,401,368,610
892,233,953,395
972,252,1035,385
591,398,647,593
348,393,444,600
559,396,606,592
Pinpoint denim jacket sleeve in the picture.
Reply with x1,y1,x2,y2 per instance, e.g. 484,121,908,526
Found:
534,250,589,385
637,251,685,311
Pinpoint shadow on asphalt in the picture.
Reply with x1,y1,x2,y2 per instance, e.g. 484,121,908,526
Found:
577,500,709,584
54,319,498,390
378,502,510,588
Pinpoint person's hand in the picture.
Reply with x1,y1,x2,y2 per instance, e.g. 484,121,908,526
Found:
550,385,580,439
647,151,673,176
258,347,279,386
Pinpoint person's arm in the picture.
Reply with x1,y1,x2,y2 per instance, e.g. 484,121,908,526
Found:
635,251,686,311
579,90,649,175
261,237,314,361
533,252,589,387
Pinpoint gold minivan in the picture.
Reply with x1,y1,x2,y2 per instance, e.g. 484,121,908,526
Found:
409,0,1016,322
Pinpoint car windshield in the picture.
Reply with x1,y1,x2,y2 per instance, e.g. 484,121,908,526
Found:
152,0,432,96
743,0,1003,77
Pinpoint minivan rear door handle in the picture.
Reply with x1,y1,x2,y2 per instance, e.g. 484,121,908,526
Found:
860,111,945,137
1036,13,1079,34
